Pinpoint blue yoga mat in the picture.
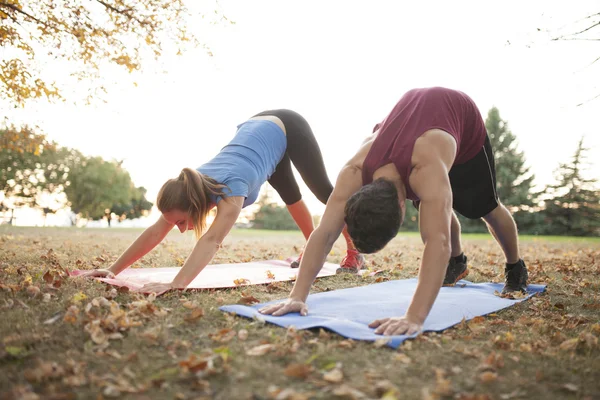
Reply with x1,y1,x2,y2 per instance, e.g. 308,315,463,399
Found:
220,279,546,348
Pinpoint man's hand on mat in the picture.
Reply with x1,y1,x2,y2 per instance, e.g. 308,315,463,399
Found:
258,298,308,316
369,316,423,336
136,282,173,294
78,269,115,279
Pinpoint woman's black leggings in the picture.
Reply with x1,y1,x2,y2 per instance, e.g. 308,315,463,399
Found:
252,109,333,205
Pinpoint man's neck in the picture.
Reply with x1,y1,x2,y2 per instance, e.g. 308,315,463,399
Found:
372,163,407,202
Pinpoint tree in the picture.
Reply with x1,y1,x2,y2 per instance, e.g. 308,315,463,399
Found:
486,107,536,209
111,186,153,224
0,125,61,222
455,108,537,232
540,137,600,236
0,0,230,106
250,189,299,231
64,156,134,224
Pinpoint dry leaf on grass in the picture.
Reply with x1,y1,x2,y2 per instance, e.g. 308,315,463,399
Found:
323,368,343,383
239,292,260,305
63,305,80,324
479,371,498,384
238,329,249,341
395,353,412,364
561,383,578,393
184,308,205,322
374,380,400,398
332,385,368,399
209,328,236,343
181,300,198,309
246,344,276,356
284,363,312,379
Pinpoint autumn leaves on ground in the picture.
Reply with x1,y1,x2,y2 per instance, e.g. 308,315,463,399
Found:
0,227,599,400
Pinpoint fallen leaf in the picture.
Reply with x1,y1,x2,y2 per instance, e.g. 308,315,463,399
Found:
374,380,400,398
332,385,368,399
338,340,354,349
26,285,40,297
43,270,54,284
233,278,250,286
479,371,498,384
184,308,205,322
323,368,344,383
433,368,453,396
178,354,210,373
580,332,598,349
43,312,63,325
395,353,412,364
71,292,87,304
209,328,236,343
238,329,248,341
559,338,579,351
284,363,312,379
246,344,276,356
103,385,120,398
373,338,390,348
239,292,260,305
561,383,578,392
182,301,198,309
500,389,526,399
63,305,79,324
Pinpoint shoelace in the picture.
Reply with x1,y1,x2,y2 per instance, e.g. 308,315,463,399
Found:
505,266,523,287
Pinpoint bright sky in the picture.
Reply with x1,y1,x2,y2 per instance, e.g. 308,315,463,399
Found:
4,0,599,224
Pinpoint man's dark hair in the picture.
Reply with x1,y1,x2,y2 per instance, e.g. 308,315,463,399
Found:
344,178,402,254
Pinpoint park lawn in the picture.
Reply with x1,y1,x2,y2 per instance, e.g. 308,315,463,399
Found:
0,226,599,400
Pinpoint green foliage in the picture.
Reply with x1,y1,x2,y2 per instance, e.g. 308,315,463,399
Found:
111,186,153,222
486,107,536,209
0,125,65,211
538,137,600,236
457,107,537,233
64,157,132,221
250,189,298,231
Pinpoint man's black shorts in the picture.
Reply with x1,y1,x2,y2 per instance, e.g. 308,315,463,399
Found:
413,135,499,219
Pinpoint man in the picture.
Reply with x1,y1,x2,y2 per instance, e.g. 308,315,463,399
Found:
259,87,528,337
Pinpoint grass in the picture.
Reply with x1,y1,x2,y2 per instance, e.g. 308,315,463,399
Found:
1,226,599,400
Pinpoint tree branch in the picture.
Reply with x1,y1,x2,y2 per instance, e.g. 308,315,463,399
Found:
565,21,600,37
0,1,43,24
576,92,600,107
552,37,600,41
94,0,148,27
588,54,600,67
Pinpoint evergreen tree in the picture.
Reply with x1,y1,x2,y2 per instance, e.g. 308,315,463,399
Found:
540,137,600,236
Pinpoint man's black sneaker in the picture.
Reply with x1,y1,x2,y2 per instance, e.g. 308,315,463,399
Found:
502,259,528,294
443,254,469,286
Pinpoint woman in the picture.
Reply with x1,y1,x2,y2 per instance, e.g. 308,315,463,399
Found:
79,110,364,292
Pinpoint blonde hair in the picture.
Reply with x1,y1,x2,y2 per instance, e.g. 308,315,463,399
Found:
157,168,227,238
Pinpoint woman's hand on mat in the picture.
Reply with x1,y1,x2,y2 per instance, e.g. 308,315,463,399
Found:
78,269,115,279
136,282,173,294
258,298,308,316
369,315,423,336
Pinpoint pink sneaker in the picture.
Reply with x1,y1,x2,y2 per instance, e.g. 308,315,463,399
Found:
336,249,365,274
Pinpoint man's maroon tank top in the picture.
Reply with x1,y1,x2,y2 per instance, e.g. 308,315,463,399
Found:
362,87,487,201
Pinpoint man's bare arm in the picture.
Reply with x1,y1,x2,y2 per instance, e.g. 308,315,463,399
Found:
369,160,453,335
260,164,363,316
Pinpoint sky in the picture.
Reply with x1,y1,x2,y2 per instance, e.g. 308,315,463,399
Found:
3,0,599,225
